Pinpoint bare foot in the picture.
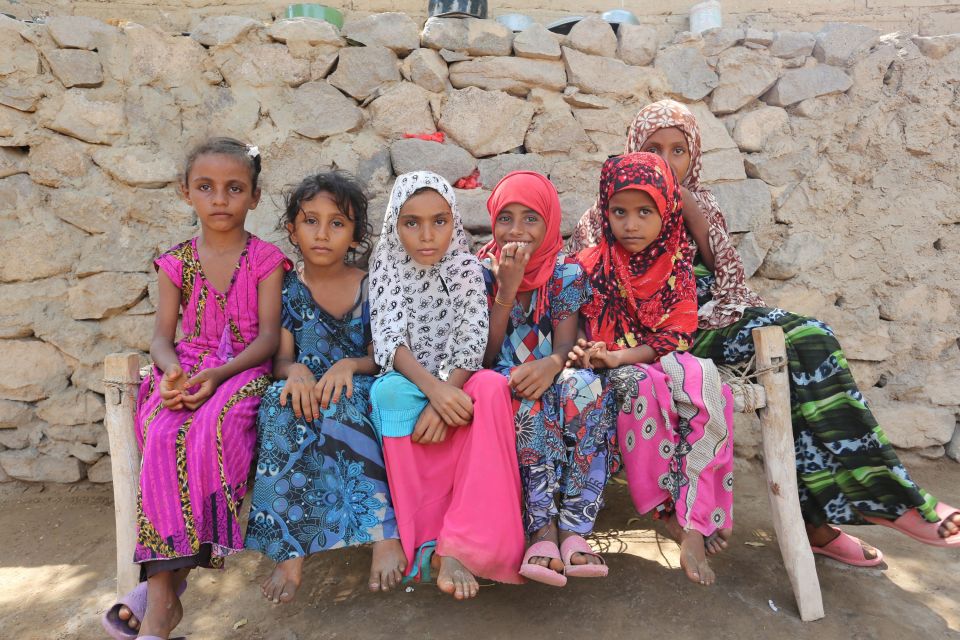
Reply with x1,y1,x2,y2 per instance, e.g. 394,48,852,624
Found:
558,530,604,566
137,572,185,639
806,523,879,562
526,521,564,573
261,556,303,604
939,511,960,539
705,528,732,556
117,568,189,633
436,555,479,600
679,529,715,586
369,539,406,592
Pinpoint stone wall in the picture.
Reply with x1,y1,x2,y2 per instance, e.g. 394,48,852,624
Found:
0,11,958,483
4,0,960,37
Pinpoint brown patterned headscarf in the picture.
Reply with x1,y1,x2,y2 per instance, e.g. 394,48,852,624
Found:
569,99,765,330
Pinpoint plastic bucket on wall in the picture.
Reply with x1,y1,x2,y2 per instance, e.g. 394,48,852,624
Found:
284,4,344,28
689,0,722,34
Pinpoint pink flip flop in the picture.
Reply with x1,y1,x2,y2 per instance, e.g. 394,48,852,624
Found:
518,540,567,587
864,502,960,548
560,535,608,578
811,527,883,567
101,580,188,640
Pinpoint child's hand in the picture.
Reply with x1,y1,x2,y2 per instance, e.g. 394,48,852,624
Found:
567,339,620,370
412,404,448,444
510,359,560,401
315,359,357,410
181,368,225,410
279,364,319,422
489,242,532,300
427,380,473,426
159,364,188,410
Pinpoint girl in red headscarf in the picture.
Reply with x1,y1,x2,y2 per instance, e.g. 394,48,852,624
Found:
479,171,613,587
569,153,735,586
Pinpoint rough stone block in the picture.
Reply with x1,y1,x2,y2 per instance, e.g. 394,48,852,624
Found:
401,48,449,93
87,455,112,483
389,138,475,184
0,340,70,402
709,47,781,114
770,31,816,59
449,57,566,96
45,16,116,50
812,22,878,66
369,82,436,139
274,81,363,139
47,91,125,144
328,45,400,100
564,47,667,99
0,448,85,483
438,87,534,157
92,146,178,188
513,23,561,60
654,45,718,101
67,272,150,320
342,12,419,55
709,179,773,233
478,153,550,189
267,17,344,47
763,65,852,107
564,15,617,58
35,389,105,427
616,23,658,66
873,402,957,449
732,106,789,153
190,16,261,47
43,49,104,88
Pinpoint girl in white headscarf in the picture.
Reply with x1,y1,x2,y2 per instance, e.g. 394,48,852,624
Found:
369,171,525,599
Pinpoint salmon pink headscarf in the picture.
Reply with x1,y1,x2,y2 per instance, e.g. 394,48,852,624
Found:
478,171,564,323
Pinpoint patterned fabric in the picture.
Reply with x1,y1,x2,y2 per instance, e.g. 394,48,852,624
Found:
577,152,697,358
569,99,765,330
484,256,613,535
369,171,488,378
135,235,291,565
478,170,564,324
610,351,734,537
244,271,398,562
688,305,940,526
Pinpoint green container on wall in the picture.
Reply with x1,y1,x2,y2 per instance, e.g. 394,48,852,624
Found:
284,4,344,29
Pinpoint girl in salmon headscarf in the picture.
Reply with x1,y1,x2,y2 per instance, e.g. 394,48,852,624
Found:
479,171,613,587
569,152,735,586
572,100,959,567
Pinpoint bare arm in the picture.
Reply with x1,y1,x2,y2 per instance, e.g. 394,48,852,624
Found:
681,186,715,270
149,270,183,374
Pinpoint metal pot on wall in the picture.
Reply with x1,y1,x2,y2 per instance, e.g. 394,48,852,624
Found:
428,0,488,19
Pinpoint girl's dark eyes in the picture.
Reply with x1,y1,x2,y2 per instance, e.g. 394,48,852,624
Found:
403,220,418,227
496,215,512,224
673,147,686,155
304,217,318,225
198,184,211,191
331,219,344,227
435,218,447,225
612,208,626,216
524,215,540,224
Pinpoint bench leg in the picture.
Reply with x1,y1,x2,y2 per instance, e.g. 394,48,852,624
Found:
104,353,143,599
752,327,825,622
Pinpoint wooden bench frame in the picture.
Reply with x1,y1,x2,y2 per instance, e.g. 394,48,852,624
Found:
102,325,825,621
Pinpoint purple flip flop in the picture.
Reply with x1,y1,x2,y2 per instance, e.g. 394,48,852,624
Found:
101,580,188,639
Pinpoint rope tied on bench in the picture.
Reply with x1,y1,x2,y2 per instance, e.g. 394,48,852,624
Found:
717,355,787,413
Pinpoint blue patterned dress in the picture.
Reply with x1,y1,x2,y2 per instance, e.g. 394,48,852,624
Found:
245,271,398,561
485,255,614,536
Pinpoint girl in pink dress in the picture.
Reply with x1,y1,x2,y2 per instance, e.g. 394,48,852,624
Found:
103,138,291,640
368,171,525,600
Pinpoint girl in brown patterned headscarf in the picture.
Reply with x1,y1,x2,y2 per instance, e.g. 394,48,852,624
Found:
572,99,960,566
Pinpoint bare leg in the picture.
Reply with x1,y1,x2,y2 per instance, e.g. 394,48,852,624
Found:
806,523,879,561
525,520,564,572
137,570,186,638
261,556,303,604
368,539,406,592
557,529,603,566
436,555,479,600
679,529,715,586
117,568,189,632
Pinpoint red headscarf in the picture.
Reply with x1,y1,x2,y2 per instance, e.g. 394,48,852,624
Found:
478,171,564,323
577,152,697,357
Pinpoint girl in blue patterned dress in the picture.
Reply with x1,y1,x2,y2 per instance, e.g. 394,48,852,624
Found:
245,172,405,603
479,171,613,587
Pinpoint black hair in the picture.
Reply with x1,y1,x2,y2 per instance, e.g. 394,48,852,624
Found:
282,171,372,263
183,136,262,190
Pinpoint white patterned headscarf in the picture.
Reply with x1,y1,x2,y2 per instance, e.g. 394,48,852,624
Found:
370,171,488,378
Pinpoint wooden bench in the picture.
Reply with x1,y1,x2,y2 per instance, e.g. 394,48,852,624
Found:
102,325,825,621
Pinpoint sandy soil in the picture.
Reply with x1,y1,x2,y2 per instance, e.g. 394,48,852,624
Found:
0,459,958,640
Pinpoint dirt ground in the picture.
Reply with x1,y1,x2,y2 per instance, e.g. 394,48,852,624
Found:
0,459,958,640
